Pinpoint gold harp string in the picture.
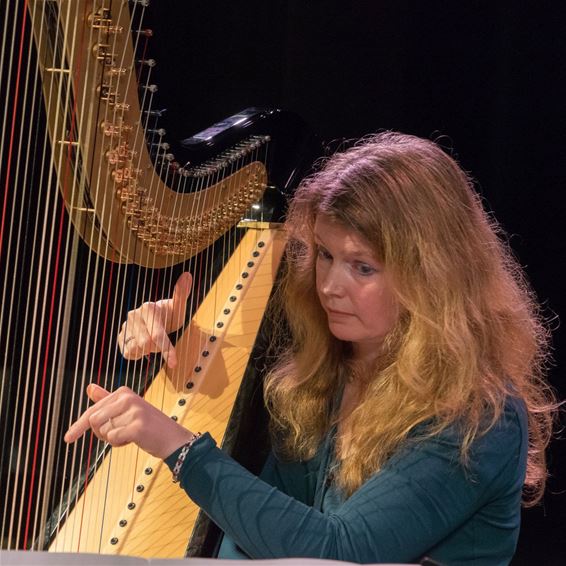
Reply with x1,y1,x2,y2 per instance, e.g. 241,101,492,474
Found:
67,2,134,548
116,19,178,513
2,0,275,555
2,0,85,548
37,0,118,549
25,1,80,548
3,0,81,549
41,0,118,550
55,1,188,550
56,0,145,549
0,0,34,547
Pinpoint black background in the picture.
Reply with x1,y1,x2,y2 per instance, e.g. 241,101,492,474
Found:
144,1,565,563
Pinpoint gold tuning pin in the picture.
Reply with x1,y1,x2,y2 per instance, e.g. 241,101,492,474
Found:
101,121,133,137
89,11,124,34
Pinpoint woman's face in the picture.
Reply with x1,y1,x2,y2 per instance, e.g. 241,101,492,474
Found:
314,215,399,363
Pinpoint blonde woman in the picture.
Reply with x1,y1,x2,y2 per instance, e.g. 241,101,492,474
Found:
66,132,556,565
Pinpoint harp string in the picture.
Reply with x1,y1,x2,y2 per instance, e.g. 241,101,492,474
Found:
26,0,88,546
0,0,28,255
53,0,206,552
1,0,274,553
0,0,31,549
56,0,154,550
33,0,89,551
1,0,36,548
9,0,72,549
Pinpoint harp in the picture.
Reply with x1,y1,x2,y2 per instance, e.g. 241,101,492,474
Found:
0,0,314,558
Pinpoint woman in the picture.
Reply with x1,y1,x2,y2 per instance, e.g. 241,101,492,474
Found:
65,132,555,565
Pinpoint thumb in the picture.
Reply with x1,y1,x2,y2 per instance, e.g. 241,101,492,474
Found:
87,383,111,402
172,272,192,305
170,272,192,323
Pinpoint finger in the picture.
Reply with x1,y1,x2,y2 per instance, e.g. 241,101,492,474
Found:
106,425,134,447
96,417,114,439
172,272,192,308
64,403,96,443
170,273,192,326
140,305,177,367
92,408,130,442
118,313,147,355
87,383,111,403
147,323,177,368
64,385,112,443
122,317,154,359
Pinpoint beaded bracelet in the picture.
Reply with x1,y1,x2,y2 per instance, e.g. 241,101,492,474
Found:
172,432,202,483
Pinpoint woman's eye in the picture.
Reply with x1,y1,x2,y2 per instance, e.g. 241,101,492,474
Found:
355,262,376,276
316,246,332,261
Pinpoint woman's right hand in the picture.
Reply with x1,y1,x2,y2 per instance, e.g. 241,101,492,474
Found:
117,272,192,368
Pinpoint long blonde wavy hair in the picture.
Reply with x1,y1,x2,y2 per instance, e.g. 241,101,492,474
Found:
264,131,555,505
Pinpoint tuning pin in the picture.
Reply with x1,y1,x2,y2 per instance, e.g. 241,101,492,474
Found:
149,141,170,151
138,58,156,67
147,128,166,137
135,29,153,37
144,108,167,117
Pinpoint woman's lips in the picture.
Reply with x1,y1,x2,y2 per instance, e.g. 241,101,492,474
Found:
326,308,352,316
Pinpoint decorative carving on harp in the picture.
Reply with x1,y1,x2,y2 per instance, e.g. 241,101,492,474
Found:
0,0,314,558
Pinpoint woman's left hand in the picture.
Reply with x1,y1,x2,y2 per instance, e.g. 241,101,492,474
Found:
64,384,195,460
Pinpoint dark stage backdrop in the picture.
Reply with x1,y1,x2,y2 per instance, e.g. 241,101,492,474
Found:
145,1,566,564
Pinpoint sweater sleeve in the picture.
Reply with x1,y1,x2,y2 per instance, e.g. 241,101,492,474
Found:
165,402,526,564
258,449,322,507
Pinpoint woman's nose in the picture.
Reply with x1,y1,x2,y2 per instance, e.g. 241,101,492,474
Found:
320,265,346,297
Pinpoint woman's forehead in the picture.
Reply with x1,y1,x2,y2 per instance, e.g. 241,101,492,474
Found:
314,216,376,254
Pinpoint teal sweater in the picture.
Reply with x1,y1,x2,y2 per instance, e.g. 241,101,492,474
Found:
165,398,527,564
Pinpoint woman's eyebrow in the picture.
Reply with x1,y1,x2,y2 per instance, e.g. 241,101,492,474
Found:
314,235,375,260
